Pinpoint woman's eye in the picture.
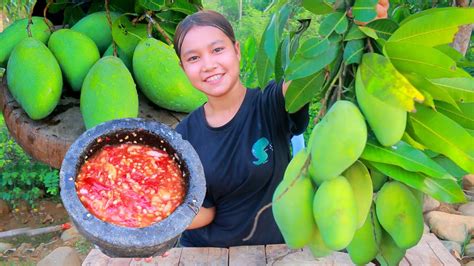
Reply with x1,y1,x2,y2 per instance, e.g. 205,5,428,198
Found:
214,47,224,53
187,56,198,62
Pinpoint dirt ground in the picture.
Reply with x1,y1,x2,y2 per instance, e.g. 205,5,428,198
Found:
0,200,93,264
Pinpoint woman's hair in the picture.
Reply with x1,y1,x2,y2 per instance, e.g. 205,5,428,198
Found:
174,10,236,59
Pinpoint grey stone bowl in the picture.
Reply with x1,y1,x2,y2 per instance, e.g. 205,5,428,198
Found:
59,118,205,258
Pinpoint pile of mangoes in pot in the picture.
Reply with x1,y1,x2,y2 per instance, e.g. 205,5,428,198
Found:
0,12,206,129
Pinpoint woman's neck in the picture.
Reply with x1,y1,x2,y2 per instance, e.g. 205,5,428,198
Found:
203,82,246,128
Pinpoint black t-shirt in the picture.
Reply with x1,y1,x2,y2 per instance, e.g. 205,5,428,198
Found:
175,80,309,247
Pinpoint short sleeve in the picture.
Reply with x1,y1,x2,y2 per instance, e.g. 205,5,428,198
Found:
202,190,215,208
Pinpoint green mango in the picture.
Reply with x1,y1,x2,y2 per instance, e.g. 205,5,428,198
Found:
0,17,52,67
313,176,358,250
133,38,206,113
376,181,424,249
7,38,62,120
370,168,388,192
355,68,406,146
272,150,316,249
80,56,138,129
347,207,382,265
376,230,407,266
306,224,333,258
343,161,373,228
308,100,367,184
71,11,121,54
103,43,132,72
48,29,100,91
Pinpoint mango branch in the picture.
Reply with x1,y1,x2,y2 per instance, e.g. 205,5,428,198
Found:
43,0,55,32
104,0,117,57
26,0,36,37
145,12,172,45
242,156,311,242
314,65,343,124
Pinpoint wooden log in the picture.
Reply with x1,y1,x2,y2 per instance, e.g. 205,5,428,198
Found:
229,245,265,266
179,247,228,266
0,77,186,169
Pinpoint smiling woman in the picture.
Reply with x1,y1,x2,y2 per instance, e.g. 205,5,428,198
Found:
172,10,310,248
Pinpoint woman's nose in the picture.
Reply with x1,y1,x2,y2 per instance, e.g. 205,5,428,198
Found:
201,55,217,72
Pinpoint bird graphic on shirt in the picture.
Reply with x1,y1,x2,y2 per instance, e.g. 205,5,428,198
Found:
252,137,271,165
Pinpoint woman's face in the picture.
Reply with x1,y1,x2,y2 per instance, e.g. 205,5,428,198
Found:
179,26,241,98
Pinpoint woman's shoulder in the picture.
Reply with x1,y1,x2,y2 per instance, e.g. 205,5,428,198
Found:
175,107,204,135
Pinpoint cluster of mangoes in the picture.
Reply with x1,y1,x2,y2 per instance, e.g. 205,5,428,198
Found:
0,12,206,129
273,97,423,265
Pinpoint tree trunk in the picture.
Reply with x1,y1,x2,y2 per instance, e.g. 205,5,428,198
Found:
451,0,473,55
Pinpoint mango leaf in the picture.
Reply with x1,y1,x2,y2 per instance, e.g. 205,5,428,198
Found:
286,43,340,81
168,0,198,15
433,156,468,182
328,32,343,43
300,38,331,59
389,7,474,47
436,101,474,130
361,140,455,180
420,89,435,108
285,71,325,113
384,42,471,79
263,4,291,65
303,0,334,15
367,162,466,203
138,0,165,11
403,73,459,110
289,19,311,59
402,132,426,150
256,41,274,89
435,44,463,63
366,19,398,40
358,26,378,39
319,11,348,37
344,24,366,41
112,15,147,56
430,78,474,103
359,53,424,112
275,37,290,83
352,0,377,23
63,5,86,27
409,104,474,173
343,39,364,65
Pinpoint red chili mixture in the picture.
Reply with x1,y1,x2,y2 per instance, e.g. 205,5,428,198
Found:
75,143,186,228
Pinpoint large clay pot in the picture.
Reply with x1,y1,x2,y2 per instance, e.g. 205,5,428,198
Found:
59,118,205,258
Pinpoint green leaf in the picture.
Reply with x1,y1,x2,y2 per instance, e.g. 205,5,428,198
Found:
319,11,348,37
435,44,463,62
389,7,474,47
368,161,466,203
256,41,274,89
358,26,378,39
366,19,398,40
361,140,454,180
289,19,311,59
436,101,474,130
344,24,366,41
352,0,378,23
343,39,364,65
299,38,331,59
286,43,340,81
402,132,426,151
168,0,198,15
63,5,86,27
275,37,290,83
138,0,165,11
409,104,474,173
430,78,474,103
112,15,148,56
360,53,425,112
420,89,435,109
285,71,325,113
433,156,468,182
263,4,291,65
384,42,471,79
403,73,459,109
328,32,343,43
303,0,334,15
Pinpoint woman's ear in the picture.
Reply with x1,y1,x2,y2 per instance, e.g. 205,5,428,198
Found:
234,41,241,61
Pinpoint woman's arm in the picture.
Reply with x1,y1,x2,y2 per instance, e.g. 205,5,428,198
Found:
282,80,292,96
187,206,216,229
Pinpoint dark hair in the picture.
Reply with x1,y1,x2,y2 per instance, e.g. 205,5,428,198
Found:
174,10,236,59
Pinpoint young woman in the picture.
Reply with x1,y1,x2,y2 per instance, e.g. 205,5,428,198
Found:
174,10,309,247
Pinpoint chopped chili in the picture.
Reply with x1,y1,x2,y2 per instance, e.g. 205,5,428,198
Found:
76,143,186,228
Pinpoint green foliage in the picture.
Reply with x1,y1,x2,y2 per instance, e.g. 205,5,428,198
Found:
0,115,60,207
